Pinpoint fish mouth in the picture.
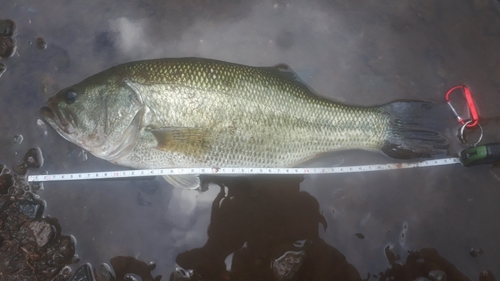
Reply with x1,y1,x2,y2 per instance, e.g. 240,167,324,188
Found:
40,101,77,137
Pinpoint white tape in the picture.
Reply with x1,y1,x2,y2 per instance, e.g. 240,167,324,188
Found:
27,157,461,182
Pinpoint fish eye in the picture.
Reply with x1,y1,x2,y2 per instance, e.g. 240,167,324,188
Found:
65,91,77,104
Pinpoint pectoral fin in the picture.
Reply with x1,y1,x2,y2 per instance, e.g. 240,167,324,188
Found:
150,127,211,155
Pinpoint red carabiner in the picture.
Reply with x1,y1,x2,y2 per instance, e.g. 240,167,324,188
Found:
445,85,479,128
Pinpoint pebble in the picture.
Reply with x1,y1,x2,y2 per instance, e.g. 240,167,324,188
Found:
31,182,44,192
14,163,28,175
355,233,365,239
428,270,446,281
29,220,55,247
384,245,400,265
12,134,23,144
149,261,156,270
0,19,15,36
24,147,44,168
470,247,484,257
71,254,81,264
70,264,94,281
0,173,14,194
37,119,48,135
37,37,47,50
17,199,45,220
0,36,16,58
479,270,497,281
272,250,306,280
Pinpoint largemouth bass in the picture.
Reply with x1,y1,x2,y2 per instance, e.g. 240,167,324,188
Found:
41,57,448,188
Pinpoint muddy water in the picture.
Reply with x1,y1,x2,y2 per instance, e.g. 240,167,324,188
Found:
1,0,500,279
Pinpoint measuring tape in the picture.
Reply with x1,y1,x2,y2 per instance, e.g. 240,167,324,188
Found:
27,157,461,182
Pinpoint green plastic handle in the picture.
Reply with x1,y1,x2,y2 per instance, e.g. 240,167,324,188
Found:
460,143,500,166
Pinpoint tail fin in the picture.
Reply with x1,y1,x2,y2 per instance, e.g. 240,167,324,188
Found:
381,101,450,159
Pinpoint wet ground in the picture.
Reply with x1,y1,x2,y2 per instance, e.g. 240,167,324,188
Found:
1,0,500,280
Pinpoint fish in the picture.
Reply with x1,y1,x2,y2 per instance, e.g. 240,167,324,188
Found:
41,57,448,189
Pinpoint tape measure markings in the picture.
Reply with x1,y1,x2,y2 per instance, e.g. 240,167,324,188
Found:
27,157,461,182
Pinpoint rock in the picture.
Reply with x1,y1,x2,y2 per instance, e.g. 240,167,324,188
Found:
3,254,23,273
0,19,15,36
0,36,15,58
14,162,28,175
52,266,73,281
17,198,45,220
0,173,13,194
53,235,77,262
384,245,400,265
428,269,447,281
24,147,44,168
70,263,96,281
470,247,484,257
479,270,497,281
12,134,23,145
29,220,55,247
272,250,306,281
37,37,47,50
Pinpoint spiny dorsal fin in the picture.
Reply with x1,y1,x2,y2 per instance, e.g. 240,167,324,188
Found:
263,64,321,97
269,63,303,83
273,63,292,71
270,64,318,84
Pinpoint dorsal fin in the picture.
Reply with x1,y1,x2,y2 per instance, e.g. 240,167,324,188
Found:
273,63,292,71
268,63,304,83
271,64,319,84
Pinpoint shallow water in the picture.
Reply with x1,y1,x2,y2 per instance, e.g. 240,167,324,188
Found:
1,0,500,279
